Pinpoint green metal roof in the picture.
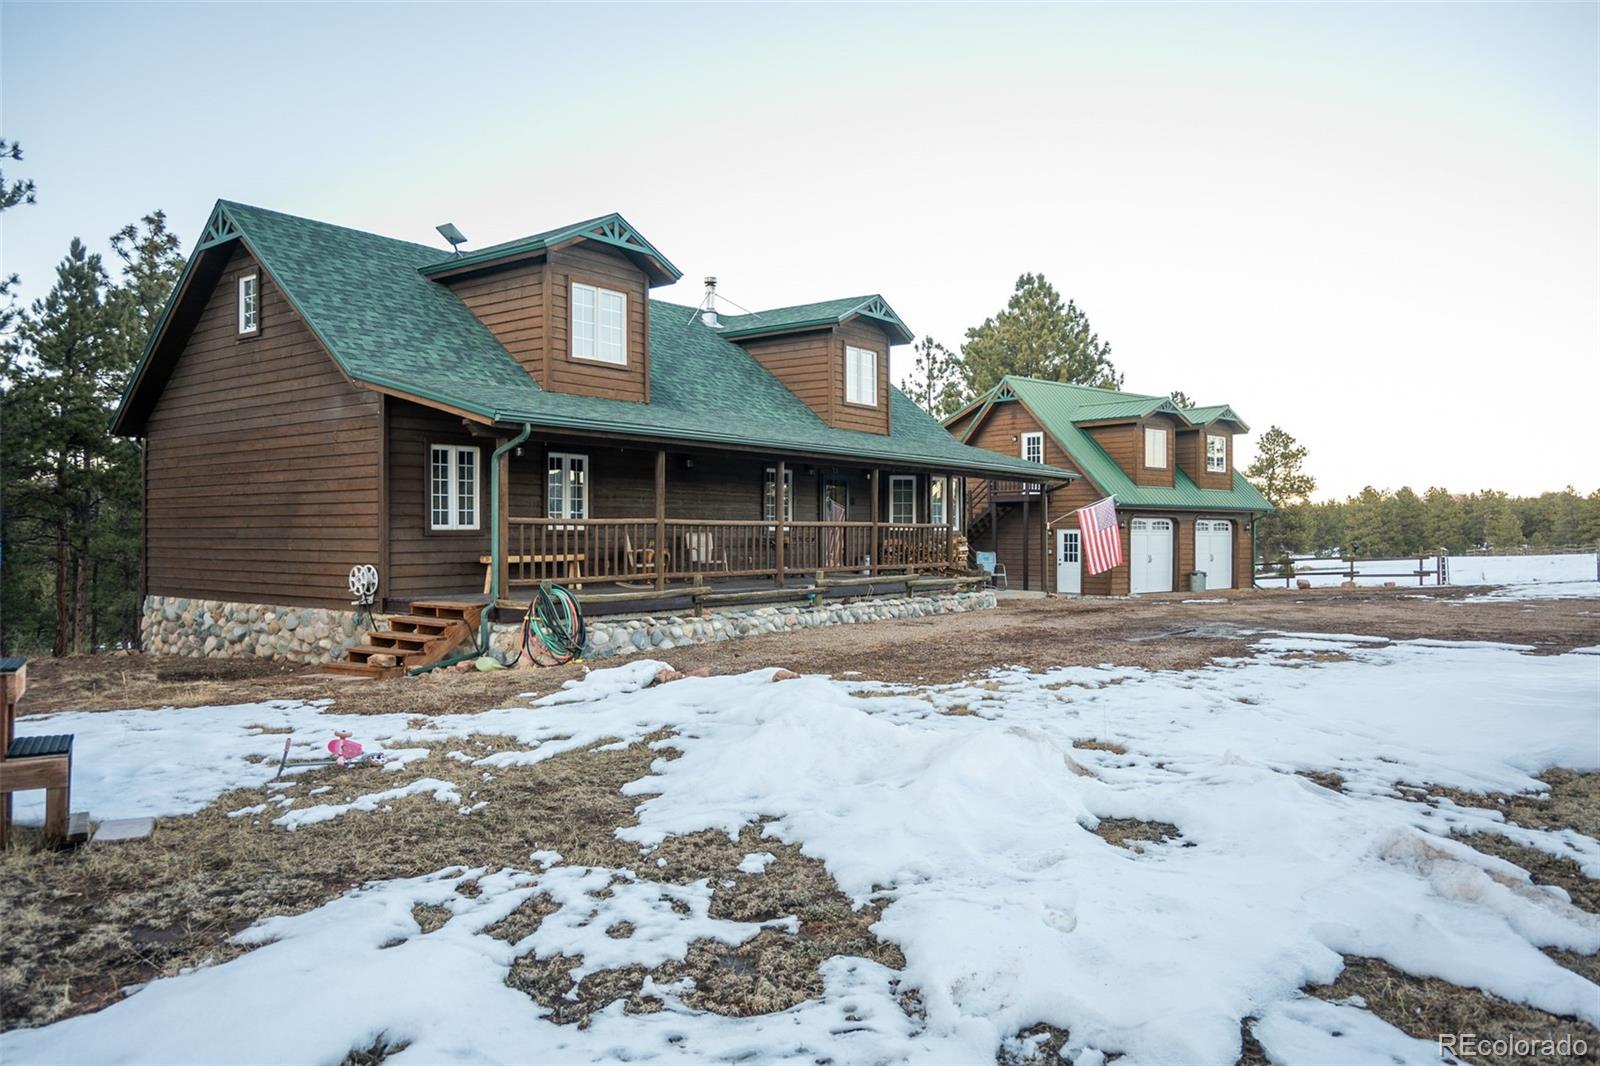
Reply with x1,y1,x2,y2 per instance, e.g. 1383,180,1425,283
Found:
416,211,681,285
114,200,1071,483
718,294,915,345
961,376,1272,512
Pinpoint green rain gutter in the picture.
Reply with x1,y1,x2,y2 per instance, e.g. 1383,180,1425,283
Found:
484,422,534,651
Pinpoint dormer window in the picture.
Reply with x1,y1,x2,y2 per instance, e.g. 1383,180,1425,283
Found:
237,274,259,335
571,282,626,365
1144,426,1168,469
1206,434,1227,473
845,345,877,406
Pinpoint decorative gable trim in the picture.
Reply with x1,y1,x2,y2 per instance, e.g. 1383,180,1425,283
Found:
195,205,242,251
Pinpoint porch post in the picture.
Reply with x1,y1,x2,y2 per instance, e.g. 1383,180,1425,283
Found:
497,445,511,602
869,468,880,576
774,459,786,588
988,478,997,553
1022,492,1031,592
1040,489,1050,593
654,449,667,592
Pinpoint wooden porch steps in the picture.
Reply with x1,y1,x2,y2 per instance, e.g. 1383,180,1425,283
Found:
321,600,482,679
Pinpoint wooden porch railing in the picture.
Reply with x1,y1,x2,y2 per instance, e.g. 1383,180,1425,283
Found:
505,517,957,588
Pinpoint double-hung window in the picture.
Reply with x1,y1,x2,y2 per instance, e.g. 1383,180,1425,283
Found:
1206,434,1227,473
930,476,948,526
547,452,589,521
1021,431,1044,465
571,283,627,365
845,345,877,406
1144,426,1168,469
763,467,794,522
429,445,478,530
237,274,259,335
889,475,916,525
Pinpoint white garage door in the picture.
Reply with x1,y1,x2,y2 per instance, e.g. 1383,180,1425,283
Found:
1130,518,1174,594
1195,519,1233,591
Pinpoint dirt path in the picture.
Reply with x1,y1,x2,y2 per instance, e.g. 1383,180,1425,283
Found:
18,586,1599,716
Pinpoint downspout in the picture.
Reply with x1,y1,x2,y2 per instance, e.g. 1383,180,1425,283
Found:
484,423,534,651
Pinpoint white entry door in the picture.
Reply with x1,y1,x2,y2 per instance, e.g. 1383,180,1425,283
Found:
1056,528,1082,595
1195,519,1233,591
1129,518,1174,594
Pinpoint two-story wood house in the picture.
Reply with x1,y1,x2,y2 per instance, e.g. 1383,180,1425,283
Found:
945,376,1272,595
113,201,1072,650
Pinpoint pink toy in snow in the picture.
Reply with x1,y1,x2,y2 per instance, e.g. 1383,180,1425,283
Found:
328,732,364,765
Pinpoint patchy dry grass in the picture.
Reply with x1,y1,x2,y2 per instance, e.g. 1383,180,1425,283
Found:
1452,832,1600,915
1073,738,1128,755
1092,819,1184,852
1310,956,1600,1065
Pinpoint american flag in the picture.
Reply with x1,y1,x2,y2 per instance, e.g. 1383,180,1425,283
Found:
1076,496,1122,575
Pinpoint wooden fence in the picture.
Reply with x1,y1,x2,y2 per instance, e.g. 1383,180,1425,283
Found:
1254,553,1446,588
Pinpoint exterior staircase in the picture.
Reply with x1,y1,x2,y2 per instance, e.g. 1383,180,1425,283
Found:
321,600,483,679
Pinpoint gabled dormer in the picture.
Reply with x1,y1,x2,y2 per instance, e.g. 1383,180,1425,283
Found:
717,295,913,436
1175,405,1248,489
1071,394,1189,488
421,214,680,404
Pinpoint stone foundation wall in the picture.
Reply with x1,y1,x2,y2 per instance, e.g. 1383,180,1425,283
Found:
142,588,997,666
489,589,996,662
141,596,365,664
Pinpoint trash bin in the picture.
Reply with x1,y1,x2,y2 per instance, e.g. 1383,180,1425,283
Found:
1188,570,1207,593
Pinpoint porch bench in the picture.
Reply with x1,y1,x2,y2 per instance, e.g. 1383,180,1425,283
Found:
1,658,75,848
482,553,585,594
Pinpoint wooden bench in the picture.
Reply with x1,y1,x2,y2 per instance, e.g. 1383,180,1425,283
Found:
480,553,585,594
0,657,74,848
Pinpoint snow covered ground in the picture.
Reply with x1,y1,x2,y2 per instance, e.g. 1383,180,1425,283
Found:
1260,551,1600,599
5,637,1599,1065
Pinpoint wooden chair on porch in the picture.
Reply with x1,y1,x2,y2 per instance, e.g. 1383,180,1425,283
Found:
0,658,75,848
619,532,660,589
683,531,729,574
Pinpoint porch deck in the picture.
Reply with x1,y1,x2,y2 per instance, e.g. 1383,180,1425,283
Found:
499,517,961,592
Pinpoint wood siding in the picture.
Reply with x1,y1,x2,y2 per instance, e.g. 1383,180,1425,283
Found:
739,331,834,424
546,245,650,403
1176,428,1233,490
144,245,382,609
449,261,547,385
735,319,892,435
832,321,891,435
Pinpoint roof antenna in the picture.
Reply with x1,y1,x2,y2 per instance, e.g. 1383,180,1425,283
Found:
697,276,722,328
436,222,468,257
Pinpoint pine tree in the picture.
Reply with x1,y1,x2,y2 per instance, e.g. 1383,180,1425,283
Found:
898,336,966,417
0,138,37,342
960,274,1121,396
1390,486,1428,556
1168,390,1194,409
1244,426,1317,561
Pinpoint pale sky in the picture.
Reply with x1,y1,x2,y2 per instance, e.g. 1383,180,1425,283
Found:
3,2,1595,498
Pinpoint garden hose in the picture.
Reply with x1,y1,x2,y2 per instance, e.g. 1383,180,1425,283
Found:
519,584,586,666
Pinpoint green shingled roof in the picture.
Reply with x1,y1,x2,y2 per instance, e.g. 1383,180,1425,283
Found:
718,295,915,345
114,200,1070,483
961,376,1272,512
416,212,681,284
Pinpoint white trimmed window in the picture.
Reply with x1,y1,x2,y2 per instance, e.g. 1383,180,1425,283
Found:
1206,434,1227,473
547,452,589,520
845,345,878,406
571,283,627,365
1144,426,1168,469
429,445,478,530
237,274,259,335
763,467,795,522
930,476,948,526
1021,431,1044,465
890,475,916,524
